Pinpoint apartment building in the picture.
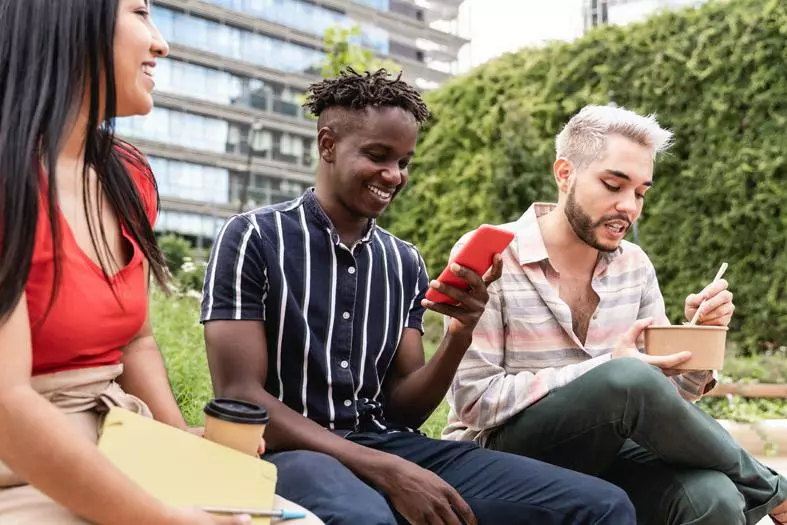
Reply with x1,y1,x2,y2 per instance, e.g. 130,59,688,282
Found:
583,0,706,30
116,0,466,244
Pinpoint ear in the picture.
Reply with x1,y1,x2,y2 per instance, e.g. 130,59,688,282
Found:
318,127,337,164
553,158,574,194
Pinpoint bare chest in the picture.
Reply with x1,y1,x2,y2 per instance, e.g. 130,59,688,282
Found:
558,276,599,345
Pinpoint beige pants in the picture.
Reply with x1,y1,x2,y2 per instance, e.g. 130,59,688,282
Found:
0,365,322,524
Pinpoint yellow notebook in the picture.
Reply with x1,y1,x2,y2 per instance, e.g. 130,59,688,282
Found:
97,407,277,525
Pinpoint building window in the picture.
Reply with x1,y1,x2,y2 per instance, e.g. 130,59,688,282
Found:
152,6,327,75
584,0,610,29
155,210,226,241
240,173,307,208
116,107,230,153
147,156,231,205
349,0,390,12
154,58,309,121
195,0,390,54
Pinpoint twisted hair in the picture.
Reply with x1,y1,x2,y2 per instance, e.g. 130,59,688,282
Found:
303,68,431,123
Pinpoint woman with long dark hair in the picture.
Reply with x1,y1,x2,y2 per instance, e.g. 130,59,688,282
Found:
0,1,321,523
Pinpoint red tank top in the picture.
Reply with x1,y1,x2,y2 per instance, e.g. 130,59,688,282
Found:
26,152,158,375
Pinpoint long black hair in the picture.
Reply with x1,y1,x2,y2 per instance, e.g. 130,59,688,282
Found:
0,0,169,323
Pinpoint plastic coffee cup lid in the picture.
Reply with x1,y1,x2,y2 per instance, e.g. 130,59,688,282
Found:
204,398,269,425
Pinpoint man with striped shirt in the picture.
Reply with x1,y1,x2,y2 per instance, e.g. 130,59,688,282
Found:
443,105,787,524
200,70,636,525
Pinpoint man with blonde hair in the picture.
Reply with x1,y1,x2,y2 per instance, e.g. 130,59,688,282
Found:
442,105,787,524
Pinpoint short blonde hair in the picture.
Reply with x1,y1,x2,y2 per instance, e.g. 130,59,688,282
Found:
555,104,673,169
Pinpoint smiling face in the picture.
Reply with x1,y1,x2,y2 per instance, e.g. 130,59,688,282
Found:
557,134,654,252
113,0,169,117
318,106,418,220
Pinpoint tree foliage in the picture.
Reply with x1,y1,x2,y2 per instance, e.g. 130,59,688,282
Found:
382,0,787,354
320,25,401,79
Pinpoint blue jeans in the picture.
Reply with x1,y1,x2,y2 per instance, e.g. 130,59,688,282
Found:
264,431,635,524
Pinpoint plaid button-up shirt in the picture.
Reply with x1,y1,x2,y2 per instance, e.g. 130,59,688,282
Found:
442,203,716,444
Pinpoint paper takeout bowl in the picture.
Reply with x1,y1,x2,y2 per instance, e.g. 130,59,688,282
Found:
643,325,728,370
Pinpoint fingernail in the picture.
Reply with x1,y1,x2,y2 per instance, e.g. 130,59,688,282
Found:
450,263,461,272
238,515,252,524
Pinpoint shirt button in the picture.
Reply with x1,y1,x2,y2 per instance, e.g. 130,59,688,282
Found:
340,360,349,369
348,267,356,275
342,312,350,320
343,399,352,407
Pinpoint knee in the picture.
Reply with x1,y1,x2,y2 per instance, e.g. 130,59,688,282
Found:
670,471,745,525
267,450,348,488
559,470,636,524
323,497,397,525
317,490,396,525
603,358,670,400
275,496,326,525
267,451,397,525
584,483,637,524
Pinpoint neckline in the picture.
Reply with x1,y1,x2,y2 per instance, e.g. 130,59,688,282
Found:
54,203,141,282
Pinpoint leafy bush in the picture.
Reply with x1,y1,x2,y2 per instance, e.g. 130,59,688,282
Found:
696,396,785,425
174,257,208,295
158,233,193,276
383,0,787,354
155,234,208,295
719,349,787,384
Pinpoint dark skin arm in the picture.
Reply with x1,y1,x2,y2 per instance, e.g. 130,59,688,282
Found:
205,320,477,525
384,257,503,428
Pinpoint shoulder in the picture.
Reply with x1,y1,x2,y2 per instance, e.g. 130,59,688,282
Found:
375,226,426,269
610,240,658,283
214,196,307,248
618,240,654,268
240,195,307,234
452,220,519,255
113,140,157,221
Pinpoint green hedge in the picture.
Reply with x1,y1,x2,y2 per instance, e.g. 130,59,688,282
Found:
382,0,787,354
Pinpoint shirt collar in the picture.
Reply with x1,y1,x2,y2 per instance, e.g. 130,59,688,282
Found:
514,202,623,266
302,187,377,246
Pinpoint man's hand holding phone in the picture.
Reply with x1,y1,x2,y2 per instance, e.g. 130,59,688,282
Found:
421,224,512,335
422,256,503,335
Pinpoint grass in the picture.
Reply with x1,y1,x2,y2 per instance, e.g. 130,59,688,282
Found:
421,339,452,439
151,290,785,432
150,291,214,426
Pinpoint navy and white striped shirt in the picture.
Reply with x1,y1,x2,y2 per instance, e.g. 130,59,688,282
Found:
200,189,429,433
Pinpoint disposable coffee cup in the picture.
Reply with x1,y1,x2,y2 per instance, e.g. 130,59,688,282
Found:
203,398,269,456
644,325,728,370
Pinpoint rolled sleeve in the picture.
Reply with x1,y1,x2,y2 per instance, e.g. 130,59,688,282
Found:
638,257,716,400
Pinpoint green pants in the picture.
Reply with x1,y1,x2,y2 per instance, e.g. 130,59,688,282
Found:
487,358,786,525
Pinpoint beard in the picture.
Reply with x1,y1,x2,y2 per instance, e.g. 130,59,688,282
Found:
564,185,630,252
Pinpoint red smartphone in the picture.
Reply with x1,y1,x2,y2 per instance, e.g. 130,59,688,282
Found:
425,224,515,305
